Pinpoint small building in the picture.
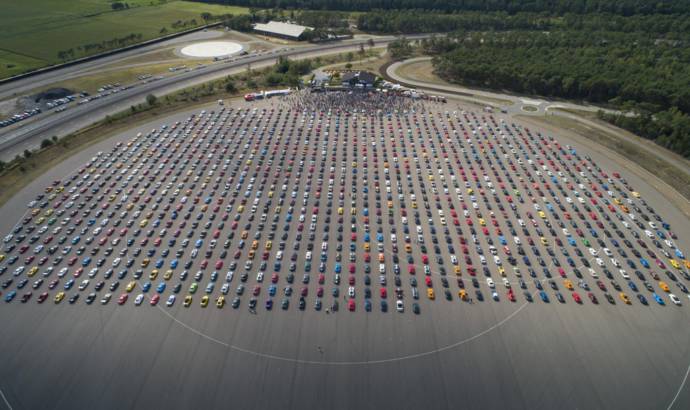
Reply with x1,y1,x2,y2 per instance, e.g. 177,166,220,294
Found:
341,71,377,89
253,21,313,41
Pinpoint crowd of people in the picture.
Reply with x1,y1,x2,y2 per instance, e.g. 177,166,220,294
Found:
276,89,436,114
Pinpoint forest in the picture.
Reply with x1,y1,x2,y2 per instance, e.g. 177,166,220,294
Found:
193,0,690,15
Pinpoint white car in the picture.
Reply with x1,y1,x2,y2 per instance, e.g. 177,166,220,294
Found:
348,286,355,297
588,248,598,256
396,300,404,312
487,278,495,288
135,294,145,305
166,295,176,307
256,271,264,282
669,294,682,306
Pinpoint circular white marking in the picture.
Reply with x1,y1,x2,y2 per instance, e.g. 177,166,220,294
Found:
180,41,243,58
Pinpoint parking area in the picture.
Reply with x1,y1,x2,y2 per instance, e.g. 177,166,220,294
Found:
0,91,689,409
2,91,689,313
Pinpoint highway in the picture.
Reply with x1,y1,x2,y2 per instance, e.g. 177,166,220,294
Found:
0,34,428,161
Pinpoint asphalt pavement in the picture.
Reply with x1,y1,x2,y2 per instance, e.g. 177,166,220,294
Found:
0,94,689,410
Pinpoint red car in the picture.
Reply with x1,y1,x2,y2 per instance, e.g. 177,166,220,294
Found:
572,292,582,304
425,276,432,287
380,288,387,298
118,294,129,305
149,294,159,305
215,260,223,270
37,292,49,303
348,299,355,311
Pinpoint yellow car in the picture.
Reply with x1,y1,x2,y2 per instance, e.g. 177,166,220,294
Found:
497,266,505,276
237,205,244,213
149,269,158,280
200,295,209,307
427,175,434,181
241,230,249,239
427,288,435,300
564,280,573,290
659,281,670,292
538,211,546,219
458,289,468,301
350,208,357,215
126,281,137,292
141,258,150,268
669,259,680,269
251,240,259,250
27,266,39,277
216,296,225,308
268,191,274,198
265,241,272,250
631,191,640,198
363,243,370,252
405,244,412,253
540,237,548,245
411,202,417,209
685,260,690,269
0,254,4,262
183,295,192,307
164,270,173,280
454,266,461,275
139,219,148,228
338,207,344,215
478,218,486,226
54,292,65,303
619,293,631,304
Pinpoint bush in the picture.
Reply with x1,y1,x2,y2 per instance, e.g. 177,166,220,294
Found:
40,139,53,148
23,149,32,158
146,94,158,106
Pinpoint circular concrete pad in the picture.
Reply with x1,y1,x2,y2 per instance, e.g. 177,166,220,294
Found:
180,41,242,58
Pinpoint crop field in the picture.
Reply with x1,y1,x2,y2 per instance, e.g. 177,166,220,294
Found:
0,0,248,79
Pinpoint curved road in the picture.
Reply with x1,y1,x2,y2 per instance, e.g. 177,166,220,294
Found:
387,57,690,181
0,34,430,161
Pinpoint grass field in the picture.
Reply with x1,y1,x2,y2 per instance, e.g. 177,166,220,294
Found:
0,0,248,79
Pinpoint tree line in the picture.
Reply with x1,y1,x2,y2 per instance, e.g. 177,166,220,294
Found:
191,0,690,15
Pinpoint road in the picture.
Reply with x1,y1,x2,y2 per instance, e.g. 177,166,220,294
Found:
0,34,429,161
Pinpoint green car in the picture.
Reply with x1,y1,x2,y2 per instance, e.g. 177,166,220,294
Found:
189,282,198,294
582,239,590,247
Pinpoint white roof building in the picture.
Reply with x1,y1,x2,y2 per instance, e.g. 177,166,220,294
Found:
253,21,313,40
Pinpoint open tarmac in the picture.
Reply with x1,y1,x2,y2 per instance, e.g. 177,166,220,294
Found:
0,93,689,410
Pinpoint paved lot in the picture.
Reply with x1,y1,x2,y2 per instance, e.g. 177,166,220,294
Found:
0,93,689,409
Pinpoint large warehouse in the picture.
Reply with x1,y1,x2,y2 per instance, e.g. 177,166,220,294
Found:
253,21,313,41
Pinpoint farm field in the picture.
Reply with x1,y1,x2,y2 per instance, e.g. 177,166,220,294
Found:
0,0,248,79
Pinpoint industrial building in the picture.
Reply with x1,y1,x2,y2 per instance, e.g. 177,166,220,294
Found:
253,21,313,41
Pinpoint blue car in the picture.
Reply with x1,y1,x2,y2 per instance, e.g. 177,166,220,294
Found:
195,239,203,248
268,285,276,296
628,281,638,292
334,263,341,273
170,259,178,269
653,293,665,305
142,281,151,292
155,259,164,269
364,299,372,311
64,278,74,290
157,282,166,293
82,257,91,267
5,290,17,302
640,258,650,268
539,291,549,303
71,236,81,245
